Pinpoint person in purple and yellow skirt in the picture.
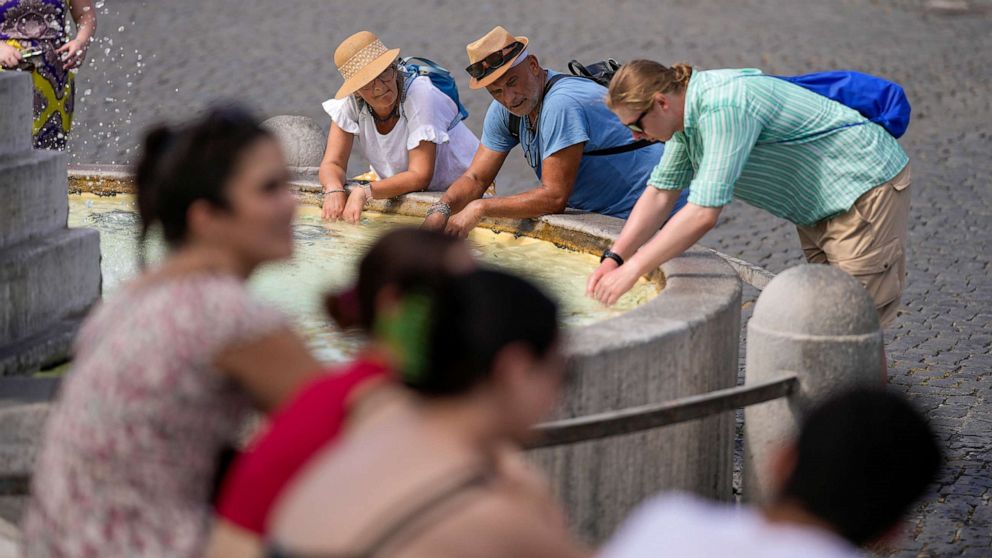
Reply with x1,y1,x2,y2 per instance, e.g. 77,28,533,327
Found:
0,0,96,150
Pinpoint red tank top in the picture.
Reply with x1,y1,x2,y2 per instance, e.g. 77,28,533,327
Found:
216,359,391,534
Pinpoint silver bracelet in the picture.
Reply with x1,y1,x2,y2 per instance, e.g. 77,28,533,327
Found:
425,202,451,218
323,188,346,195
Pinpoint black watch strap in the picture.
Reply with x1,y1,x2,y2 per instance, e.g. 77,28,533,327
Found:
601,250,624,266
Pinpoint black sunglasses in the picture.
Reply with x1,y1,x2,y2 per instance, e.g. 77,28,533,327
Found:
465,41,525,80
624,105,652,133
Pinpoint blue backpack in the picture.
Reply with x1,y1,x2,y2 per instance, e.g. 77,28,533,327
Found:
399,56,470,131
774,71,911,138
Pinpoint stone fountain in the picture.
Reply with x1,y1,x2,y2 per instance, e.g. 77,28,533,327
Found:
0,72,101,376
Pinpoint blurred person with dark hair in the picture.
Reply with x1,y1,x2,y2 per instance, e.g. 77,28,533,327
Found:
21,106,321,557
599,388,941,558
205,228,474,557
266,269,590,558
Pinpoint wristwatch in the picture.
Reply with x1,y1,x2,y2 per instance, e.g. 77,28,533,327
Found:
600,250,624,266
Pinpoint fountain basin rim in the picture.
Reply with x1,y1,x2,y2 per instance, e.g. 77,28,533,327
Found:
67,164,742,357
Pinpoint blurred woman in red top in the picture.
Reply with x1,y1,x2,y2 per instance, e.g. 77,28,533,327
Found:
207,228,475,555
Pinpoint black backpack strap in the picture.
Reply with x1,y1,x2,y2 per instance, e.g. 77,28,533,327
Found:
508,113,521,141
585,139,656,156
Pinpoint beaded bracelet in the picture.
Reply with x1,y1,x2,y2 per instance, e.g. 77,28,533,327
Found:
425,202,452,218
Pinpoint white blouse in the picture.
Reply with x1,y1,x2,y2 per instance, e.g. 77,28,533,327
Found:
322,76,480,192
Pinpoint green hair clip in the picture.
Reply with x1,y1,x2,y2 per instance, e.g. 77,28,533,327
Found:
374,292,434,384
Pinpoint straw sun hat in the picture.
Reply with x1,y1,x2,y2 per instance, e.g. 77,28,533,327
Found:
465,26,530,89
333,31,401,100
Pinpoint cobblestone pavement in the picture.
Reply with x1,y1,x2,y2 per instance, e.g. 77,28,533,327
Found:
51,0,992,554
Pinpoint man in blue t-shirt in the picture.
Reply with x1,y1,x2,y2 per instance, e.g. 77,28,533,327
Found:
422,26,687,235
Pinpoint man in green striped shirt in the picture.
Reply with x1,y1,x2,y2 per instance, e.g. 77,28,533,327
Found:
588,61,911,378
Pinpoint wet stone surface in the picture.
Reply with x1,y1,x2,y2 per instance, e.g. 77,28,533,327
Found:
47,0,992,554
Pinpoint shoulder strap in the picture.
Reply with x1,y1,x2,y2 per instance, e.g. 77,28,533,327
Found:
354,469,489,557
508,113,521,140
400,56,449,72
584,139,656,156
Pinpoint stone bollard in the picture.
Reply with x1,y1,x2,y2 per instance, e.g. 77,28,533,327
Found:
261,115,325,171
743,264,882,503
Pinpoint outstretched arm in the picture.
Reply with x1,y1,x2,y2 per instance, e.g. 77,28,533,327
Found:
342,140,438,224
319,123,354,220
586,187,684,296
58,0,97,70
443,142,582,237
422,145,508,231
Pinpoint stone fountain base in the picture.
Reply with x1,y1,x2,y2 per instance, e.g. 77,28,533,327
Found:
0,72,101,376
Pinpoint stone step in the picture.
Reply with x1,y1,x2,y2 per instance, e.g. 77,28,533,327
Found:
0,73,31,158
0,319,79,377
0,229,101,356
0,376,62,408
0,151,69,251
0,403,48,496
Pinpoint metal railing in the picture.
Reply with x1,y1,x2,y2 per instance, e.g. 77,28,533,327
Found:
0,373,800,495
530,374,798,449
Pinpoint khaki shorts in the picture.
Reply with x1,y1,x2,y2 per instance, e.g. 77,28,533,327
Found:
796,164,912,328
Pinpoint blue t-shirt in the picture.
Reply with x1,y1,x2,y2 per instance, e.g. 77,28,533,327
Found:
482,71,688,219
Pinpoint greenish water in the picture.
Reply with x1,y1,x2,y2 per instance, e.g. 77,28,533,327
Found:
69,194,657,363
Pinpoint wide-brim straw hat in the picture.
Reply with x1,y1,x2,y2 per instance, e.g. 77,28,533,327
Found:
466,26,529,89
333,31,401,100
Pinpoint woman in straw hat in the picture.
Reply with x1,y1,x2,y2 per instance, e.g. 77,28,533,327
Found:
319,31,479,224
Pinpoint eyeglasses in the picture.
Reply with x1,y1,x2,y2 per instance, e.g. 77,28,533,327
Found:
465,41,525,80
624,105,652,133
359,65,398,91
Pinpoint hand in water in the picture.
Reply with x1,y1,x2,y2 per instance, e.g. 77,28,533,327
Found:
592,263,640,307
0,43,22,69
586,258,619,298
342,188,367,224
321,190,346,220
444,200,485,239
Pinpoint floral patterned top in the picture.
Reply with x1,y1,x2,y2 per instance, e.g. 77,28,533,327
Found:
22,274,287,558
0,0,68,41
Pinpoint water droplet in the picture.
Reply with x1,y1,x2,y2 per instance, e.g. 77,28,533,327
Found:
95,1,104,8
117,25,125,32
83,88,92,95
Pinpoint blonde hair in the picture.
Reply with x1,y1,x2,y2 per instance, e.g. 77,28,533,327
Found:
607,60,693,112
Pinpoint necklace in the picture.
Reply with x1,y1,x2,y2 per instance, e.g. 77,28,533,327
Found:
520,71,549,169
371,101,399,124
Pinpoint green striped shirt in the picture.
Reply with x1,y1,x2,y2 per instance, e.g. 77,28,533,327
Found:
648,68,909,226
